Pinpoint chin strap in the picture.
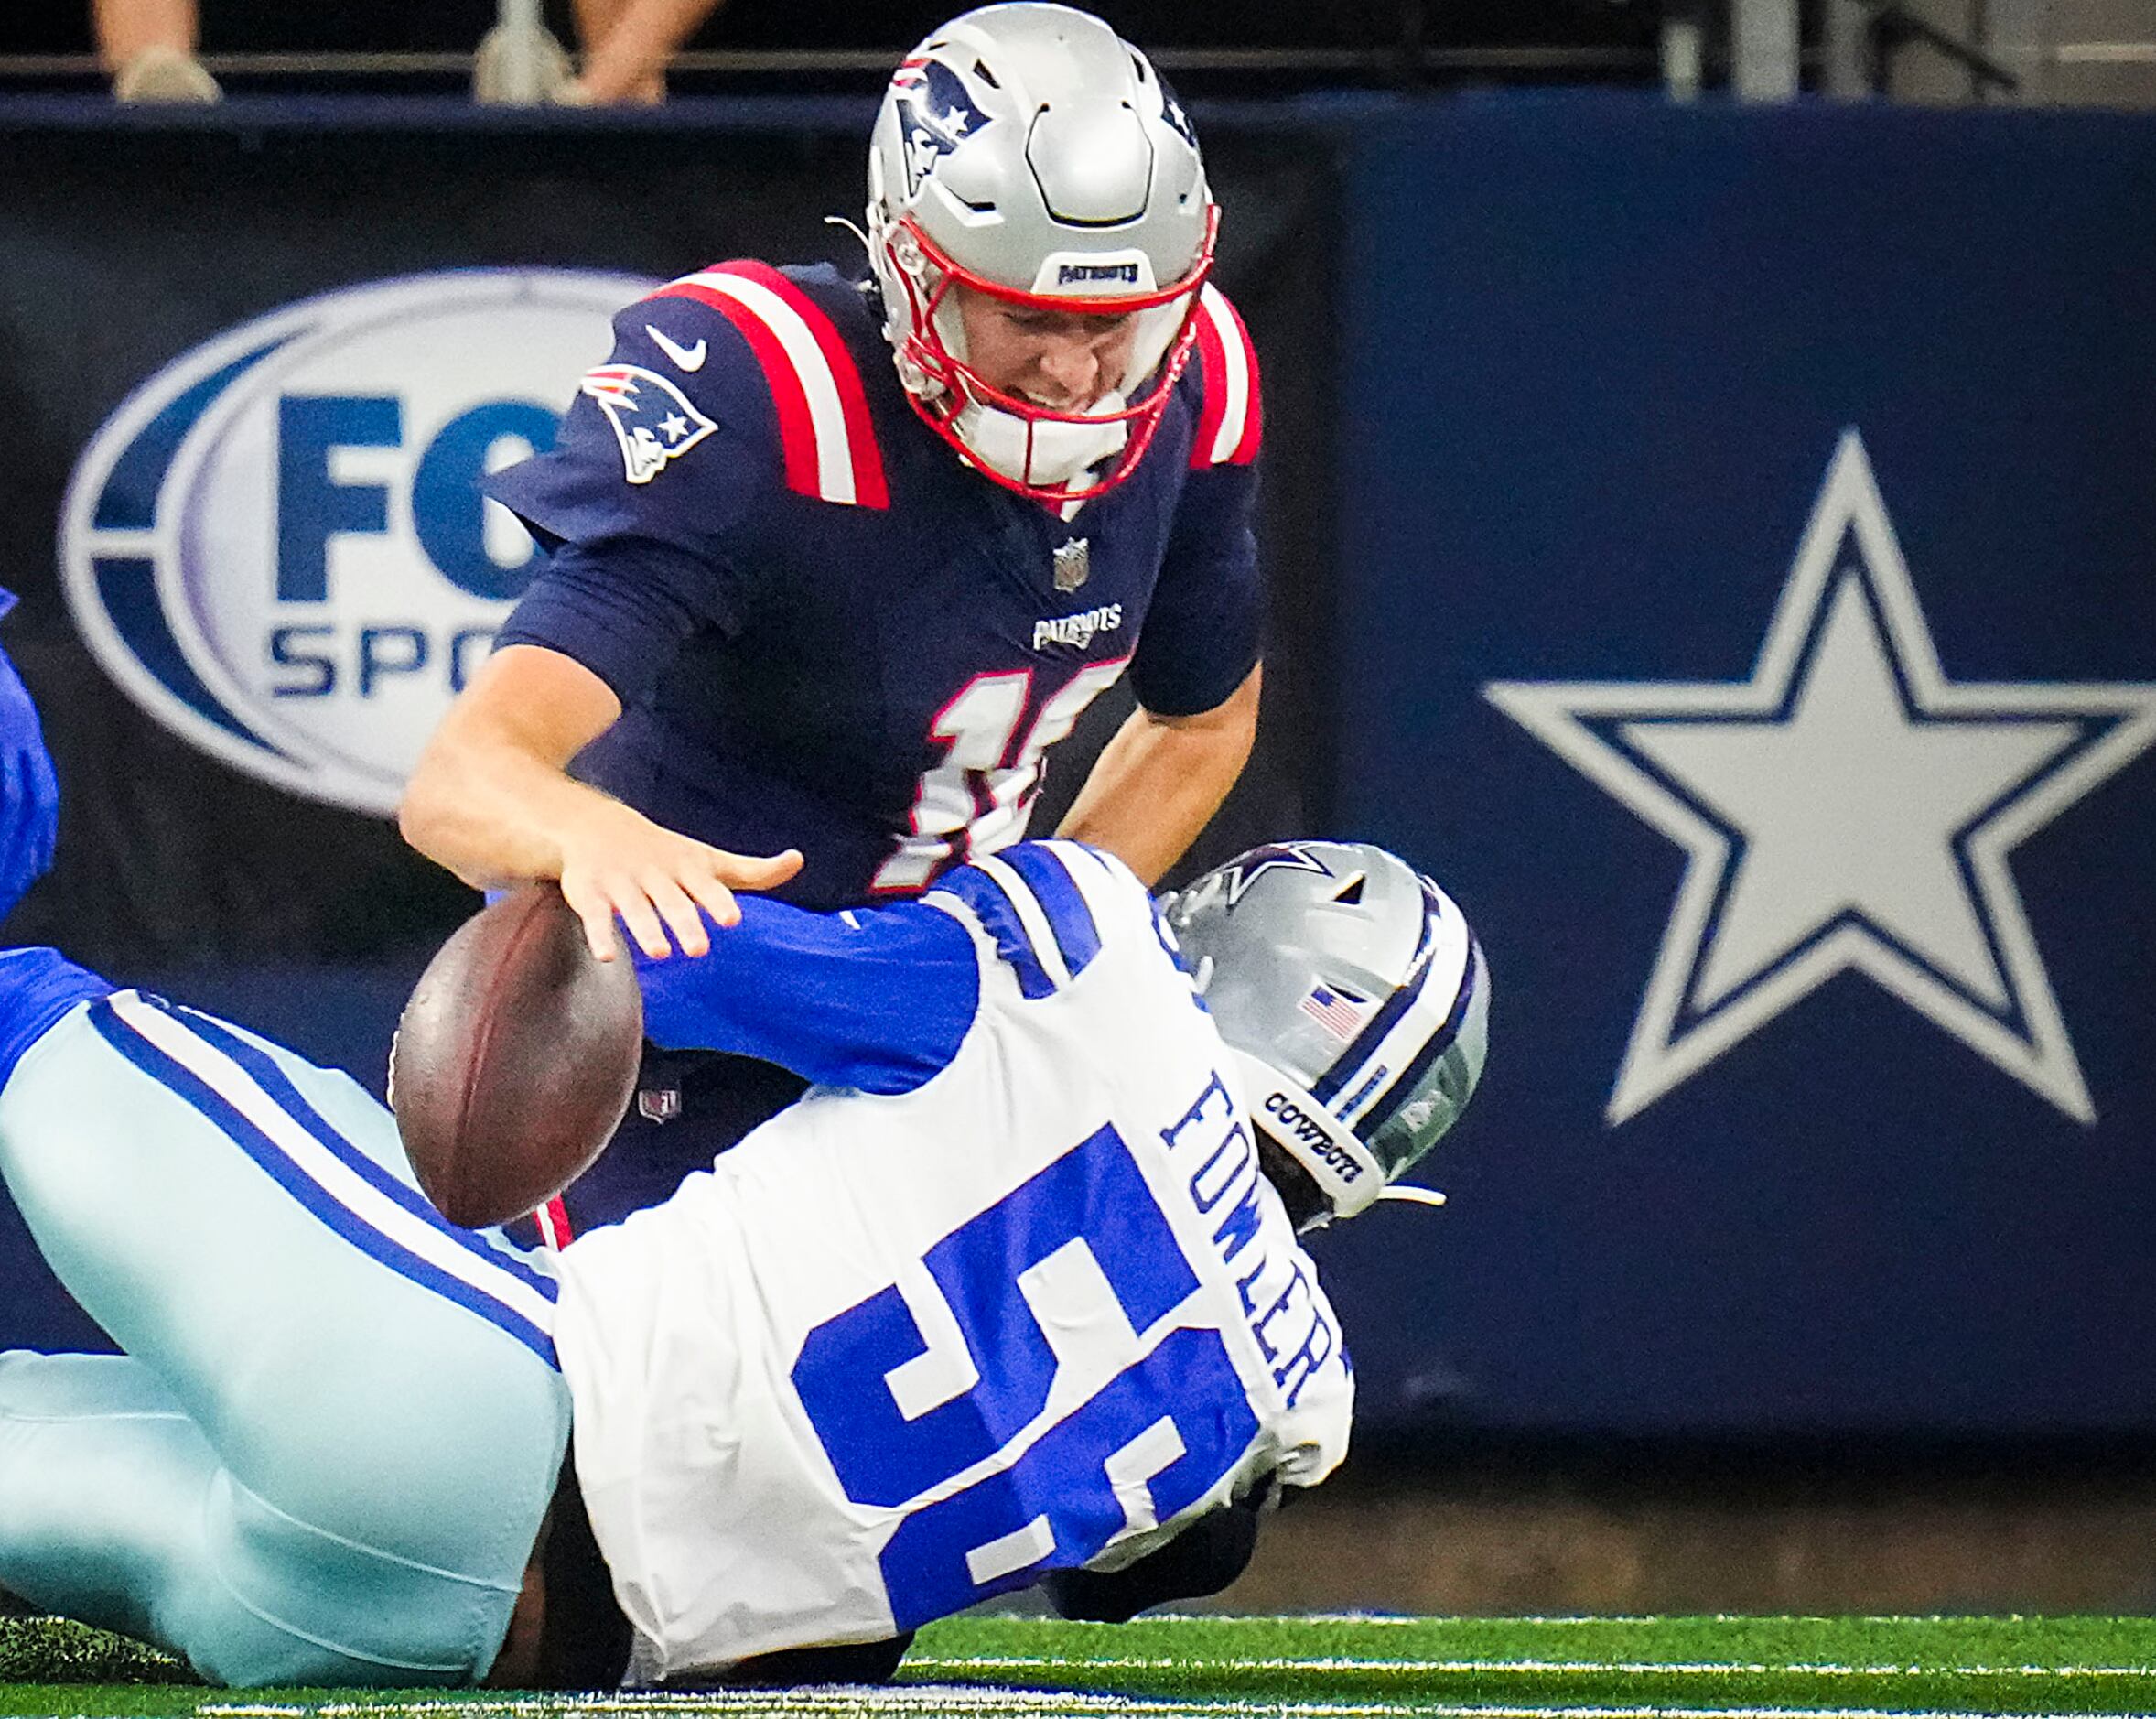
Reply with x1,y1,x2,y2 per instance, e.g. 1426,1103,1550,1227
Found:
824,213,875,261
1224,1051,1451,1221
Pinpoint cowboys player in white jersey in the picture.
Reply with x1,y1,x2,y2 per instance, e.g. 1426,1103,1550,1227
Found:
0,665,1487,1687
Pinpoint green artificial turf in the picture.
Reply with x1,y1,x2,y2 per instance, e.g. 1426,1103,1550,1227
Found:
4,1611,2153,1717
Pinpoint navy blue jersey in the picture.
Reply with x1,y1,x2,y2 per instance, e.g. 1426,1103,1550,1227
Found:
487,261,1264,912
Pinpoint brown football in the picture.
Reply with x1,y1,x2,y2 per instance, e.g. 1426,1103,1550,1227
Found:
392,883,643,1229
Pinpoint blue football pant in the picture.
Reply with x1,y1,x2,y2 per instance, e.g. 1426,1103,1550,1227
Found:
0,974,573,1686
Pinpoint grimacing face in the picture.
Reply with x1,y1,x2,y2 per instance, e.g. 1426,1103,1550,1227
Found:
953,284,1142,411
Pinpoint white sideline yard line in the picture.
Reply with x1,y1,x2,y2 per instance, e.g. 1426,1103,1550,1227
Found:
1132,1615,1895,1624
912,1653,2156,1679
1194,1614,2072,1623
208,1695,1139,1718
195,1701,2150,1719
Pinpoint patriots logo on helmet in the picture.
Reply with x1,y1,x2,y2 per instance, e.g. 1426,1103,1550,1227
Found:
1159,73,1200,152
579,364,717,485
891,58,991,196
1220,842,1334,908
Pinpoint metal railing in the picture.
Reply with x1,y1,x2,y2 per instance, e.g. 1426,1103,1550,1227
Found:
0,43,1657,82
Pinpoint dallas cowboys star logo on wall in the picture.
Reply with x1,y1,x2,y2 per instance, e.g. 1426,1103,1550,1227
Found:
1487,430,2156,1126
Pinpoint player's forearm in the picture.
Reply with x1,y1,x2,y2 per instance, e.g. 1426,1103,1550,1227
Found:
1057,664,1261,885
404,646,801,960
400,644,628,890
400,727,629,891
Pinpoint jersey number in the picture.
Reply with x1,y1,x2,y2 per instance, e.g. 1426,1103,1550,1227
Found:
870,659,1130,894
791,1122,1258,1629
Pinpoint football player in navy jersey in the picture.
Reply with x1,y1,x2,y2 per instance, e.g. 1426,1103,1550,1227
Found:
401,3,1272,1235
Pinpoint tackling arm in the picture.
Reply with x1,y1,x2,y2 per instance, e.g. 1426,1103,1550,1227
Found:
1056,662,1261,886
0,592,59,922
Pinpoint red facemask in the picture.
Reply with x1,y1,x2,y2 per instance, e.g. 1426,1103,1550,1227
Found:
879,206,1221,504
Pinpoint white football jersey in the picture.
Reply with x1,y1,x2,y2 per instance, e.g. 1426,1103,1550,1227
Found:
552,841,1353,1681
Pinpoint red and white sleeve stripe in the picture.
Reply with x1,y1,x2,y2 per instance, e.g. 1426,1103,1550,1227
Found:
650,262,890,509
1190,283,1263,469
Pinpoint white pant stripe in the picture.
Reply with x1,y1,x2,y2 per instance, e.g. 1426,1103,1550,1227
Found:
110,994,557,1337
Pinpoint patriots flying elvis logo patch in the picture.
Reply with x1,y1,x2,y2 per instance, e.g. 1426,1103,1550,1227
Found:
580,363,716,484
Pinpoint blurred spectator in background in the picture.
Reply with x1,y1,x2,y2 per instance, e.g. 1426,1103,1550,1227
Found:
98,0,720,107
95,0,220,102
563,0,727,102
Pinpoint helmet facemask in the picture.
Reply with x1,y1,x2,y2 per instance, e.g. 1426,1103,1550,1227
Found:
874,211,1214,501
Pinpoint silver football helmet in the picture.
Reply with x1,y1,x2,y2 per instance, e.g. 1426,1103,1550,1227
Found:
865,3,1217,501
1161,841,1489,1221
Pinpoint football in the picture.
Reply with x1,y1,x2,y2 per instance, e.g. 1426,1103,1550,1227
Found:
391,883,643,1229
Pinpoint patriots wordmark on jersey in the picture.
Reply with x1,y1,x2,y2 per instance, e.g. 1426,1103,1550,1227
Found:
556,840,1350,1678
486,262,1264,912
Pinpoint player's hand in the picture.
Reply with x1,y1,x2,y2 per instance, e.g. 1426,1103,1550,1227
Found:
0,600,59,922
555,803,802,962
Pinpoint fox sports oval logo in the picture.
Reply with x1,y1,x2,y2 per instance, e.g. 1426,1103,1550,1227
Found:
59,269,654,816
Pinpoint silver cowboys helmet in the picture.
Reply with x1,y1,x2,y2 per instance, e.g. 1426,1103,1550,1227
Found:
1162,841,1490,1221
866,3,1218,502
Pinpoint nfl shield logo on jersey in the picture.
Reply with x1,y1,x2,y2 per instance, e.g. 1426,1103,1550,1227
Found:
1052,537,1091,593
580,363,717,484
637,1085,684,1125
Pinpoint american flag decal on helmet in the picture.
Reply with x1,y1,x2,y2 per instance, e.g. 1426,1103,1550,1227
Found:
1299,981,1370,1041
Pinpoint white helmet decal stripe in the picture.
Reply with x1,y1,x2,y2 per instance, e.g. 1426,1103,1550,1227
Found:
653,265,889,508
1226,1047,1387,1218
1192,284,1262,469
1338,917,1476,1130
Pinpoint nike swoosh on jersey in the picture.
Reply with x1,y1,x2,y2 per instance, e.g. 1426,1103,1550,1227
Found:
645,324,708,372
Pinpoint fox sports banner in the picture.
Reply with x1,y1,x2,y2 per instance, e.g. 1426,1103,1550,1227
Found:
60,269,652,816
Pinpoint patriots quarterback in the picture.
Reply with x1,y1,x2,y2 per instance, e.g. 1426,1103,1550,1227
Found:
399,3,1269,1232
0,676,1488,1687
